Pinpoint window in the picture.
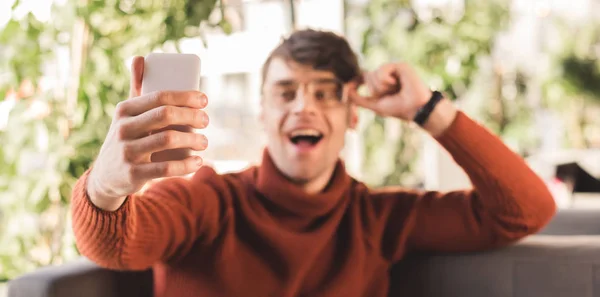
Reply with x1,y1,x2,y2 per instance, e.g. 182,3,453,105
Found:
221,72,248,107
204,72,263,161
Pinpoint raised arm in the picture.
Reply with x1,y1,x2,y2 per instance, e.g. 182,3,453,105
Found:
70,56,223,270
371,111,555,261
352,63,556,261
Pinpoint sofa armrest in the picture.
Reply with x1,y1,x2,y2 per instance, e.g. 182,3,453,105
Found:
7,258,152,297
390,235,600,297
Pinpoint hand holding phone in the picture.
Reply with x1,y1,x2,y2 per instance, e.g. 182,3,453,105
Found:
142,53,204,162
87,54,208,210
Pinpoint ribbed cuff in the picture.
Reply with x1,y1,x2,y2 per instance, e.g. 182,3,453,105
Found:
71,169,131,268
72,168,131,215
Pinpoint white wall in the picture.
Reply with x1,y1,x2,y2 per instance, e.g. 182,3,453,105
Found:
177,0,349,172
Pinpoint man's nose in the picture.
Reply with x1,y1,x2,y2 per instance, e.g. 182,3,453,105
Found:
290,88,318,115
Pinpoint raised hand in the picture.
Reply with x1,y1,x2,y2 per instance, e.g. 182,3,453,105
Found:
348,63,432,121
348,62,458,136
87,56,209,211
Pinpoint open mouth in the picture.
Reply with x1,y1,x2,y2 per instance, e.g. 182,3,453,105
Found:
289,129,324,147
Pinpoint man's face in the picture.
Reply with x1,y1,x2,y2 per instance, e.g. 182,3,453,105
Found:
260,58,357,184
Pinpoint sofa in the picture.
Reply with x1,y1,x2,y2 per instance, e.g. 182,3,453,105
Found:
7,209,600,297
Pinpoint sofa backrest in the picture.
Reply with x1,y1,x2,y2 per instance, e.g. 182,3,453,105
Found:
388,236,600,297
8,210,600,297
539,209,600,235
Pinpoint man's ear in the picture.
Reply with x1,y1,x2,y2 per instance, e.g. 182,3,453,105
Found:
348,104,359,130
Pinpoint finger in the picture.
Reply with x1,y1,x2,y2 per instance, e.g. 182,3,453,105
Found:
129,56,145,98
123,131,208,161
365,72,382,96
346,84,379,111
120,107,209,139
380,71,401,95
372,68,398,96
382,71,398,85
132,155,203,180
117,90,208,117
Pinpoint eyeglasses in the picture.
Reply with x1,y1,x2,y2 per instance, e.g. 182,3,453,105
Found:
263,78,348,109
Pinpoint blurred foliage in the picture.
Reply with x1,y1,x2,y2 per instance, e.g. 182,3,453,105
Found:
358,0,509,100
349,0,512,186
0,0,227,280
543,18,600,148
484,67,538,155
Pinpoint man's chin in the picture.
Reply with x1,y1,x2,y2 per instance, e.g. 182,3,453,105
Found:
282,167,317,184
269,149,330,184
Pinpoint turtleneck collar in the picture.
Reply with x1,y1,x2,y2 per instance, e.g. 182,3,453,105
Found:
251,149,352,217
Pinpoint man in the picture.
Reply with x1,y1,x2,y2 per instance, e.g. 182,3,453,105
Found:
71,29,556,297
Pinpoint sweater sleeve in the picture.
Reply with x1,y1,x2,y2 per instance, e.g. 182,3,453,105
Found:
371,111,557,262
70,166,229,271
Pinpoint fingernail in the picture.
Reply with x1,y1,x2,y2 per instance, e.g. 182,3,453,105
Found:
201,135,209,148
198,93,207,105
196,156,203,167
202,114,210,127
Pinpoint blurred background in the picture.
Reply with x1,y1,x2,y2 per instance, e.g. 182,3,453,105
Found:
0,0,599,292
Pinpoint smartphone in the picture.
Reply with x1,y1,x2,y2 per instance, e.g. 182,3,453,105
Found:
141,53,202,163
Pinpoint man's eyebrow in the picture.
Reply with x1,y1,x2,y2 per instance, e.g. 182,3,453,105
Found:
312,78,339,84
272,78,339,86
273,79,296,86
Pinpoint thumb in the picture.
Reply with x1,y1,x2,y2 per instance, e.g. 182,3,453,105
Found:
129,56,145,98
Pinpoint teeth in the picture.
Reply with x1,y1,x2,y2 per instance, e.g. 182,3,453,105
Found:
290,129,322,137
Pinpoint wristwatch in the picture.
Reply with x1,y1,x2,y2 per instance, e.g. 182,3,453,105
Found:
413,90,444,126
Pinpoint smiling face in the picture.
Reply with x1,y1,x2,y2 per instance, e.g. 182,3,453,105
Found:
260,58,357,188
258,29,362,192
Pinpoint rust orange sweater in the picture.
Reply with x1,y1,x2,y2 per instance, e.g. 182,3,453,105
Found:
71,112,556,297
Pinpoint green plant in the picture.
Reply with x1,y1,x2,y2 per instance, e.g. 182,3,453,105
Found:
0,0,228,280
347,0,511,186
543,18,600,148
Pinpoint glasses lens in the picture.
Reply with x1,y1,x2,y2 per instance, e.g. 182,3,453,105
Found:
309,80,343,105
267,79,346,108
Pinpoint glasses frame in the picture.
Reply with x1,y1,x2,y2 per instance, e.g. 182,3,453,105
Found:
262,78,350,110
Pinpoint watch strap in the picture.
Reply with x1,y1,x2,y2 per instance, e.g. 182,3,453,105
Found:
413,90,444,126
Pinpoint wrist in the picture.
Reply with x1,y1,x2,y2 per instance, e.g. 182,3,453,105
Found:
421,98,457,137
87,173,127,212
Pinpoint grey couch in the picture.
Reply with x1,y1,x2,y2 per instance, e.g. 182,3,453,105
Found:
8,209,600,297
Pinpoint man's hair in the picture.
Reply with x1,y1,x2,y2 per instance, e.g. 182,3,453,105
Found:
261,29,361,90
